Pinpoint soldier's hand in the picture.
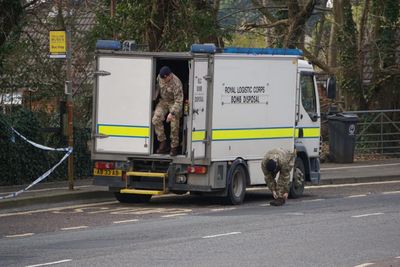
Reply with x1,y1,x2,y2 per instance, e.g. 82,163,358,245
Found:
283,193,288,200
166,113,174,123
272,191,278,199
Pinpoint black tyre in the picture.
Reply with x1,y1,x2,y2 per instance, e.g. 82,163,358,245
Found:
289,157,305,198
114,192,152,203
226,164,247,205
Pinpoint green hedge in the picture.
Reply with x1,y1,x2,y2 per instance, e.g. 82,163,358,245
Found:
0,109,91,186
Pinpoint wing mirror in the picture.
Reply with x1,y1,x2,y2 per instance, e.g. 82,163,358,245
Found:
326,76,336,99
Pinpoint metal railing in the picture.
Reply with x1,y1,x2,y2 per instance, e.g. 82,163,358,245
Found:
343,110,400,156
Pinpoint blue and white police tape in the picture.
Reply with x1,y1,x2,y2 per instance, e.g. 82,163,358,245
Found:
0,128,73,200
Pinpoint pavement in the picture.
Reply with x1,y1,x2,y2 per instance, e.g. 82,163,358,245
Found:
1,158,400,210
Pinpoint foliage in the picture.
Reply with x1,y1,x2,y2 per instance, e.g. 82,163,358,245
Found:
90,0,228,51
0,0,24,73
369,0,400,109
0,1,96,130
0,108,49,186
336,0,361,109
0,108,91,186
225,32,265,47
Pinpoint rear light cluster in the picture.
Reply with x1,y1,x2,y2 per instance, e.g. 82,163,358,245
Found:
187,166,207,174
95,161,115,170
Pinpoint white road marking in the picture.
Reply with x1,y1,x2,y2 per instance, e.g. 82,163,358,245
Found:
61,226,88,231
353,263,374,267
306,180,400,189
247,181,400,192
260,203,270,207
285,212,304,216
210,207,236,212
5,233,34,238
0,201,117,218
161,213,188,218
346,194,368,198
110,208,192,215
113,219,139,224
202,232,241,239
395,256,400,259
301,198,324,202
352,213,384,218
382,191,400,195
26,259,72,267
321,162,400,171
88,207,133,214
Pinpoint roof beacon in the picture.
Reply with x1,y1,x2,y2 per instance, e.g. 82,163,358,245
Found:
191,44,217,54
96,40,121,51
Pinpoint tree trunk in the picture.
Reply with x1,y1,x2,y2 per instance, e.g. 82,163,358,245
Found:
146,0,166,51
357,0,370,109
284,0,316,48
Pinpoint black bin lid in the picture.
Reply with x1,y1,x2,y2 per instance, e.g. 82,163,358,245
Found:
327,113,359,122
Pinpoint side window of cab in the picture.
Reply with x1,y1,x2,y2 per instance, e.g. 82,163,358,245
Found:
300,72,318,121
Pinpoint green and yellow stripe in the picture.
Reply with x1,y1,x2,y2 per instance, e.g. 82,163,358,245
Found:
192,130,206,142
211,127,295,141
295,127,320,138
97,124,149,138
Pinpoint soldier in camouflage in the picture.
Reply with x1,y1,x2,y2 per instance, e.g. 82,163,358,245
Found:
152,66,183,156
261,148,295,206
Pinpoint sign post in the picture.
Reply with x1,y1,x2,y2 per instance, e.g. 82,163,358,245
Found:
49,29,74,190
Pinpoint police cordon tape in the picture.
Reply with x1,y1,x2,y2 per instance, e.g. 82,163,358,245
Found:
0,128,73,200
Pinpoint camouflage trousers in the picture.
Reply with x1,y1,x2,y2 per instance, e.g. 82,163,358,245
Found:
152,100,180,148
264,172,290,198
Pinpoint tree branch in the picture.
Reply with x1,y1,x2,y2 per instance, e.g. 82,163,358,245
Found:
241,19,289,30
300,44,337,75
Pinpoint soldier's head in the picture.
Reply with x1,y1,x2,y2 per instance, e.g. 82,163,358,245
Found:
266,159,280,173
159,66,172,81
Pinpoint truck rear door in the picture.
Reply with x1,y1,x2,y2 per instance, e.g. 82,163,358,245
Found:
191,58,209,159
95,55,153,155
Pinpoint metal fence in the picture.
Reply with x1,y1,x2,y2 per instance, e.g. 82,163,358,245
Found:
343,110,400,156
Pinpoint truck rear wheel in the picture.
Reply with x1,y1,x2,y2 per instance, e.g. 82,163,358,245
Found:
289,157,305,198
114,192,152,203
226,164,247,205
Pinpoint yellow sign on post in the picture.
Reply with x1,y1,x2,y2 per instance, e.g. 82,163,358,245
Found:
49,31,67,58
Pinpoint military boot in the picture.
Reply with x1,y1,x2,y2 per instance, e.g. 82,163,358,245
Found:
156,141,169,154
269,198,285,206
170,147,178,156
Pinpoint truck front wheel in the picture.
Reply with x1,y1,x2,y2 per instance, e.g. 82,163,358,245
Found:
226,164,247,205
289,157,305,198
114,192,152,203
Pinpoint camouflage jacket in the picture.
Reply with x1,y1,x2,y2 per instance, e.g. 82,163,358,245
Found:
157,73,183,115
261,148,295,176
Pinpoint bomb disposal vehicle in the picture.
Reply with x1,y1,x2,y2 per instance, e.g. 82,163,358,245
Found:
92,43,333,204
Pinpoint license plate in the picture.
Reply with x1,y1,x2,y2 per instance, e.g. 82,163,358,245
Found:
93,168,122,176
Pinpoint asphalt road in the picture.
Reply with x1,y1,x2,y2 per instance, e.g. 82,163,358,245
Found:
1,181,400,267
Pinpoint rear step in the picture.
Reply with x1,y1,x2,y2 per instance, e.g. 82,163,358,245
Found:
121,171,168,195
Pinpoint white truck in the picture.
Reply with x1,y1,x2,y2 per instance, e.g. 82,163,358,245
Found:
92,44,330,204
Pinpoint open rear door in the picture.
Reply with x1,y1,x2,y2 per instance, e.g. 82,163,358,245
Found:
95,55,153,154
191,58,209,159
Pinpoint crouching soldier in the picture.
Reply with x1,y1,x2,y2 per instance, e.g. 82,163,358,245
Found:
261,148,295,206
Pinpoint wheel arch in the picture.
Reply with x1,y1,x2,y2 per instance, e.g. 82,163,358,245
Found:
227,157,250,186
296,148,311,182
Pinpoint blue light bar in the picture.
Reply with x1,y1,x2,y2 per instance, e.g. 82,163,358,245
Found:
223,47,303,56
191,44,217,53
96,40,121,50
